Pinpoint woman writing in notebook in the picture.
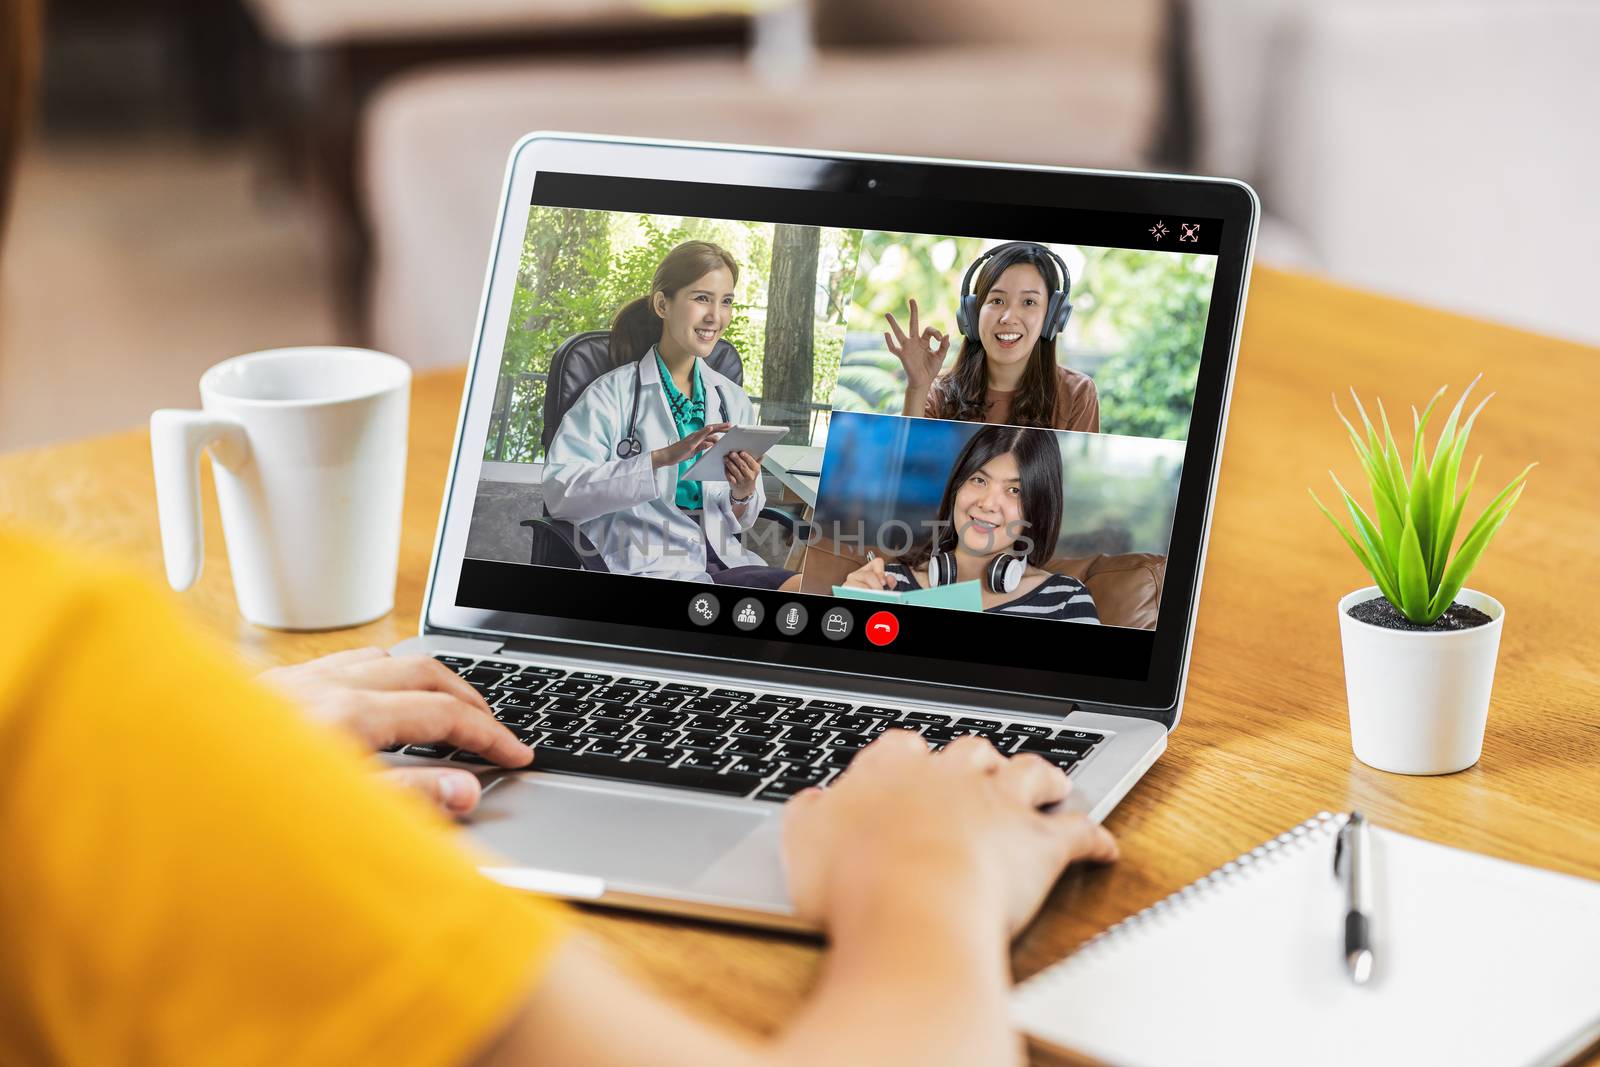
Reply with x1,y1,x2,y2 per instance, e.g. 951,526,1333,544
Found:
841,425,1100,622
542,239,797,590
885,241,1100,433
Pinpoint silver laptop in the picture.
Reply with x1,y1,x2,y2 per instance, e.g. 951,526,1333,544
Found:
390,133,1257,930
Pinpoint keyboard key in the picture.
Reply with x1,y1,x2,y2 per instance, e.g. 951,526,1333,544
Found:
772,742,824,764
822,747,861,768
773,708,827,727
722,703,776,722
433,654,473,668
494,708,539,728
627,725,679,746
923,726,960,743
710,688,755,702
728,758,781,778
510,722,543,741
496,693,548,713
635,709,688,728
806,699,852,713
1058,730,1106,745
679,751,731,773
583,738,632,758
516,666,566,680
661,683,706,695
631,744,679,765
826,734,869,751
1021,737,1095,759
751,693,803,707
957,717,1003,732
860,720,899,737
462,667,508,685
633,691,687,711
494,675,548,694
1004,722,1053,737
780,726,830,746
403,743,455,759
778,764,831,786
534,733,583,753
614,676,660,690
825,713,877,734
529,747,763,797
537,712,582,733
724,736,776,758
856,705,903,718
591,684,645,703
545,680,596,698
754,780,810,803
733,720,782,740
903,711,952,726
569,672,613,685
682,713,730,733
677,732,727,752
681,696,734,715
545,697,605,717
449,751,493,765
477,660,523,674
579,721,631,740
991,732,1032,755
588,703,637,723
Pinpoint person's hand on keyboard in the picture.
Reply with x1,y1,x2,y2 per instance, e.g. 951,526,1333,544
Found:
261,647,533,814
782,729,1118,939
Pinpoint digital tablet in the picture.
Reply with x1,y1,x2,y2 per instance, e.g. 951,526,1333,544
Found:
680,425,789,482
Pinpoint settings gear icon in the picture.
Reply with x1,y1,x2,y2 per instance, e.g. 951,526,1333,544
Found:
1149,220,1170,241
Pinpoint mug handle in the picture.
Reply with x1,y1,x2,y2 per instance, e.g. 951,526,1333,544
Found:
150,409,250,591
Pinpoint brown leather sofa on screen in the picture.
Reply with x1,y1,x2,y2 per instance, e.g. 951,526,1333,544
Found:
798,539,1167,630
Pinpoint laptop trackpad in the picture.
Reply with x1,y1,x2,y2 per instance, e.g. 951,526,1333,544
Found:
463,774,778,893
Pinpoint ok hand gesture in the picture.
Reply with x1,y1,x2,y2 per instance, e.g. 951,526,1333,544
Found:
884,299,951,388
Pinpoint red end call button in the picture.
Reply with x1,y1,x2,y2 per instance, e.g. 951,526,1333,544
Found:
865,611,899,646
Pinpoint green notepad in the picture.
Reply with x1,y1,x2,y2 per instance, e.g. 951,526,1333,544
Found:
831,579,984,612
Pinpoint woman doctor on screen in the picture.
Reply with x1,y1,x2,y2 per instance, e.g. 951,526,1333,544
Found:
542,240,797,590
842,425,1099,622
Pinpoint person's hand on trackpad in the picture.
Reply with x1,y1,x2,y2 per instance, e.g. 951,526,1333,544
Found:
261,648,533,816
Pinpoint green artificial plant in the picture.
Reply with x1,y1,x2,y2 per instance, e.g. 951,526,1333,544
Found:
1310,377,1534,625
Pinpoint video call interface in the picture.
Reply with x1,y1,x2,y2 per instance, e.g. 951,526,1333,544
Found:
456,189,1220,666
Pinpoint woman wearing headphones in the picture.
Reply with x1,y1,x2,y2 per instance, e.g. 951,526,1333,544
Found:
841,425,1099,622
884,242,1100,433
543,240,796,590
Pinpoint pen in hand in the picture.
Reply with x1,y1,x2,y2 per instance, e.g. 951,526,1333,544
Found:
1334,811,1376,984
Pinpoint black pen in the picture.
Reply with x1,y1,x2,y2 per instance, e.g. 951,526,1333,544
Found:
1334,811,1375,984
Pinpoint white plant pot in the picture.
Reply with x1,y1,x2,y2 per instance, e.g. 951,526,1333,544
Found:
1337,586,1505,775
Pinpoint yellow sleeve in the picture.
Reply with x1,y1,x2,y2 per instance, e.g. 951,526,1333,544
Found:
0,533,566,1067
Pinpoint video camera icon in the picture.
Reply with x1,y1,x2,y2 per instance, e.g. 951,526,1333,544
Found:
821,607,853,641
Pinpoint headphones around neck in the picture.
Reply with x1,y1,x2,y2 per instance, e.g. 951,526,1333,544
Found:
954,242,1073,346
926,549,1027,595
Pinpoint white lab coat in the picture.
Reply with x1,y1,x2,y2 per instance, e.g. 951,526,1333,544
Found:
541,353,769,582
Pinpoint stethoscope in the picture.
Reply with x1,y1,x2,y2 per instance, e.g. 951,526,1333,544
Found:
616,357,732,459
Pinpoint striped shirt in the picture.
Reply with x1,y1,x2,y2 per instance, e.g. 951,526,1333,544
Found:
884,563,1101,623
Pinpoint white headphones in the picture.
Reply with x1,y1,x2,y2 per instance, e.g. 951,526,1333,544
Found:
926,549,1027,594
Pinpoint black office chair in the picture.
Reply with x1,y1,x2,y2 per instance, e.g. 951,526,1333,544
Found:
521,331,798,570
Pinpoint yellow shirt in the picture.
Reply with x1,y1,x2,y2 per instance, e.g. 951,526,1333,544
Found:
0,531,566,1065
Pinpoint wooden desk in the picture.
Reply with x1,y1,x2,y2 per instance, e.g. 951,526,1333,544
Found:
4,269,1598,1062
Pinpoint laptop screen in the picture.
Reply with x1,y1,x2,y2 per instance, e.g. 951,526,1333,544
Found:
431,138,1253,713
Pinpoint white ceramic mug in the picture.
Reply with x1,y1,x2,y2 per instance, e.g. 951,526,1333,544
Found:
151,347,412,630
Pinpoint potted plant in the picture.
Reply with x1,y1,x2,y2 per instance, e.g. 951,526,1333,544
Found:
1311,377,1533,775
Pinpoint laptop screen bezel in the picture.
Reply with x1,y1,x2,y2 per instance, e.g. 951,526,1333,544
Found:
421,133,1256,718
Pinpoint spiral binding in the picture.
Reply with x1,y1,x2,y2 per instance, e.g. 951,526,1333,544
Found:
1019,812,1349,999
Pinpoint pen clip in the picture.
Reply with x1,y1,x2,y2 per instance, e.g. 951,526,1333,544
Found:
1332,811,1358,878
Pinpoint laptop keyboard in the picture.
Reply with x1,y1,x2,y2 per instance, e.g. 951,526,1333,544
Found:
401,654,1106,803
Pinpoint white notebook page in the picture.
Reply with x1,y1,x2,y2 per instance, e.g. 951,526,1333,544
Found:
1014,814,1600,1067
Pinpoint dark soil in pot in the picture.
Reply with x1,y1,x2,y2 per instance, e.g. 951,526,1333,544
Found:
1347,597,1493,632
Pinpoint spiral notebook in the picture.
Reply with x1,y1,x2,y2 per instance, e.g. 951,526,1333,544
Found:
1014,813,1600,1067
